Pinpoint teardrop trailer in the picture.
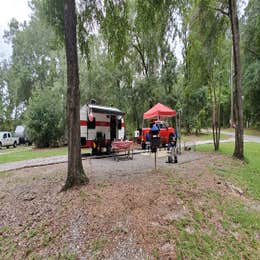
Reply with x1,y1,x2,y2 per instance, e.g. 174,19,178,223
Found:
80,102,128,155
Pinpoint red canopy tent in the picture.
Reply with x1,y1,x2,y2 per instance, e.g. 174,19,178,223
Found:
143,103,176,119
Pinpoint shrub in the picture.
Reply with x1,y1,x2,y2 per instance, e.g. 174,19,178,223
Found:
25,88,65,147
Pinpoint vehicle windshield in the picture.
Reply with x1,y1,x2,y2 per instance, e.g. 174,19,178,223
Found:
155,121,168,129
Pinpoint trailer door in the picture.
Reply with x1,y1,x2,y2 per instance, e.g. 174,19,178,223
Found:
110,115,117,141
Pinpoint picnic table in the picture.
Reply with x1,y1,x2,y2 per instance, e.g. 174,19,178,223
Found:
111,140,134,161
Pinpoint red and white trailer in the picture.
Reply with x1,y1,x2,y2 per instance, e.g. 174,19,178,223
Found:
80,102,125,154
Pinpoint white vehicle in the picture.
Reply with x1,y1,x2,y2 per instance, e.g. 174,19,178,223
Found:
0,131,19,148
80,101,125,154
14,125,31,145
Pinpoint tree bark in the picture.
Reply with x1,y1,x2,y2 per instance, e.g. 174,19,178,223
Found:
229,0,244,160
62,0,89,191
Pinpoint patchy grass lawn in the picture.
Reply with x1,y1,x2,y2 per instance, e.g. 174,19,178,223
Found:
197,142,260,200
0,145,32,154
0,152,259,258
0,146,68,164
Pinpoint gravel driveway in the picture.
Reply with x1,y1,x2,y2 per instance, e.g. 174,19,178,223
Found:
0,150,206,180
87,150,205,180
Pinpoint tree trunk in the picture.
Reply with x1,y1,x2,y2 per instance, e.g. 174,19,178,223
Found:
62,0,89,191
229,0,244,160
210,83,220,151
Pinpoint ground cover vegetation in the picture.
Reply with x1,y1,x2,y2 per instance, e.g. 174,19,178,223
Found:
0,150,259,258
197,142,260,199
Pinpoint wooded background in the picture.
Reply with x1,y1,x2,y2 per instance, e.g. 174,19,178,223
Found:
0,0,259,143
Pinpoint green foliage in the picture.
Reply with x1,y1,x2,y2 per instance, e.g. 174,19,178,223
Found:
25,87,65,147
1,8,66,131
0,62,8,129
6,17,60,103
243,61,260,125
2,0,259,140
100,0,130,63
180,0,230,134
31,0,65,43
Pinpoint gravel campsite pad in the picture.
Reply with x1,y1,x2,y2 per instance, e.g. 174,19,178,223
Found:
0,151,259,259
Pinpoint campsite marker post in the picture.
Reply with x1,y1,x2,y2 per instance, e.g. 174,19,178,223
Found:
154,150,157,170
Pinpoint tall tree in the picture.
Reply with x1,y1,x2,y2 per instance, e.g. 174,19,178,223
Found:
242,0,260,126
62,0,89,190
229,0,244,159
33,0,89,189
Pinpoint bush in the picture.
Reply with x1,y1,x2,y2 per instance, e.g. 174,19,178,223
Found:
25,88,65,148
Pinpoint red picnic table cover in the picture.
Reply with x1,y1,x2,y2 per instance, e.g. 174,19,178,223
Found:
112,140,133,150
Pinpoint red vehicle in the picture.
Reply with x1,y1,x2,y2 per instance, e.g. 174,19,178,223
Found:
138,120,175,149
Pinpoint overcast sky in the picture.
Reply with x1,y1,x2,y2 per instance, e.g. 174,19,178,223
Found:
0,0,31,61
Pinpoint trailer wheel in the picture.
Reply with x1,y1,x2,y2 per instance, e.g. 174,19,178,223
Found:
106,144,111,154
92,147,98,155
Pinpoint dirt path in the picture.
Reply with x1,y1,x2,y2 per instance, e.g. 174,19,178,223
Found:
202,129,260,143
221,130,260,143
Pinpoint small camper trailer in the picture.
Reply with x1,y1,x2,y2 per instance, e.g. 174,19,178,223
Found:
80,101,125,154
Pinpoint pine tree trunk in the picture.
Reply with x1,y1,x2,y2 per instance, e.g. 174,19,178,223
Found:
229,0,244,160
62,0,89,191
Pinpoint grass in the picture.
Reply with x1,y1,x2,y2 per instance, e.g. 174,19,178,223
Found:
160,182,260,259
174,199,260,259
164,173,260,259
197,142,260,200
0,146,68,163
163,142,260,258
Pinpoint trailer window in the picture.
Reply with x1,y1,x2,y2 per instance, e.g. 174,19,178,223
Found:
88,117,96,129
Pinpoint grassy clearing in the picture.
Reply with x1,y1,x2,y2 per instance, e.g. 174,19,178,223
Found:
162,159,260,258
182,132,230,142
197,142,260,200
169,142,260,257
0,146,68,164
174,195,260,259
